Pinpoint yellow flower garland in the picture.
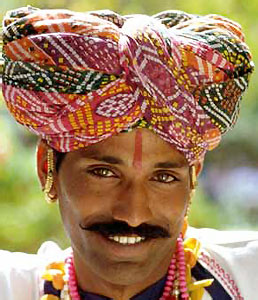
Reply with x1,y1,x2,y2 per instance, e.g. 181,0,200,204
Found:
183,237,213,300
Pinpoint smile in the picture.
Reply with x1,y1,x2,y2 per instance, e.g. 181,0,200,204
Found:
107,235,146,245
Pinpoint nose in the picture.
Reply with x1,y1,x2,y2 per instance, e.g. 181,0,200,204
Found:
111,181,153,227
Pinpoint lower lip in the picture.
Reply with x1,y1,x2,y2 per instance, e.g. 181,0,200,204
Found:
92,233,157,260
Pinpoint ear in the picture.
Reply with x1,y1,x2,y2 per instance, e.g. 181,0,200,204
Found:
194,159,204,177
36,140,57,197
189,159,203,190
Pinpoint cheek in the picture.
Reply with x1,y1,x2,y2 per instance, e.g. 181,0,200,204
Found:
57,171,118,221
150,185,190,222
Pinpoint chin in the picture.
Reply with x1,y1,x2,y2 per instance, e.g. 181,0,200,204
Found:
97,260,155,286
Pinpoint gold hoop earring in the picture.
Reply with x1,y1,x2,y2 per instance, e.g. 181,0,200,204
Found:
43,148,56,203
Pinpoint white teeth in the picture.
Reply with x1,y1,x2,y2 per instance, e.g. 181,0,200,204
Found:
128,237,136,244
136,236,142,243
120,237,127,244
108,235,146,245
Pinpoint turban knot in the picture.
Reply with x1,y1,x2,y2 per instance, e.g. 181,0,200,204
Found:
1,6,254,163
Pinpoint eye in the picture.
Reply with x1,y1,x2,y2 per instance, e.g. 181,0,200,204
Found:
88,167,117,178
152,172,177,184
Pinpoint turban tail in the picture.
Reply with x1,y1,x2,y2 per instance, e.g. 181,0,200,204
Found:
1,7,254,163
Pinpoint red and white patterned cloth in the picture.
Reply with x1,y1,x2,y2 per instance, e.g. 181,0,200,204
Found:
1,7,254,163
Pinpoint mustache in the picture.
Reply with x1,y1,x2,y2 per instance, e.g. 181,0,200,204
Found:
79,220,170,239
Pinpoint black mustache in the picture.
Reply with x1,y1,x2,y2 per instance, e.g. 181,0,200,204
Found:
80,221,170,239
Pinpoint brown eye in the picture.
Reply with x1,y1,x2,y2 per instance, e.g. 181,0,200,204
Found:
153,173,176,184
89,168,116,178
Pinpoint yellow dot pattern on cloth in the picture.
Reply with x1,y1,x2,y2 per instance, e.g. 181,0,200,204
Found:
1,6,254,163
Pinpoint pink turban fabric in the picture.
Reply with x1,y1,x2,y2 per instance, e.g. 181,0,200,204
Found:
1,6,254,163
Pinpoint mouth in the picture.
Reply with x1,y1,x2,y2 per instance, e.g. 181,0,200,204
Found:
88,231,164,260
107,235,146,245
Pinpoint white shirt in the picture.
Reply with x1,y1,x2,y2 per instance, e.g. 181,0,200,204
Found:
0,228,257,300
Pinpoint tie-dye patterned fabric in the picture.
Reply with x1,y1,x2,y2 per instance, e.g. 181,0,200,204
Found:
1,6,254,163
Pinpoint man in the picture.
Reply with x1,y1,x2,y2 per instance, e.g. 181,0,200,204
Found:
0,6,257,300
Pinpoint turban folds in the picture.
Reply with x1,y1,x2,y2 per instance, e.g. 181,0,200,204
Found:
1,7,254,163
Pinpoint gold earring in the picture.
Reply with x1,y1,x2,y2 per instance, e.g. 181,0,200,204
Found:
43,147,57,203
186,165,198,216
190,165,198,190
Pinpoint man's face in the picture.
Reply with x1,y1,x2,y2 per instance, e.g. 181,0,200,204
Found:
53,129,192,285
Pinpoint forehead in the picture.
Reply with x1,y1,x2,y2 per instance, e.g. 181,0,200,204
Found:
69,129,188,167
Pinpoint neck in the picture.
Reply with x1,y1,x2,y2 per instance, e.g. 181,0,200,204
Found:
72,247,173,300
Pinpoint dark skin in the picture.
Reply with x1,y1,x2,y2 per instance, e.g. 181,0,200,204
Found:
37,128,202,300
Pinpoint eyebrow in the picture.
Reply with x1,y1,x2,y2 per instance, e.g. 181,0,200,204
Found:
82,153,124,165
81,151,187,168
154,161,187,169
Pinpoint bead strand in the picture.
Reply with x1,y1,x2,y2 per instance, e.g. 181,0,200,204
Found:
66,255,81,300
160,253,177,300
177,234,189,300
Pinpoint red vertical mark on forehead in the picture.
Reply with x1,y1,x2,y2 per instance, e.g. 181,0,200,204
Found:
133,130,142,169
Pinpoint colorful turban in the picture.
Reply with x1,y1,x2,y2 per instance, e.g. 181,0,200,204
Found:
1,6,254,163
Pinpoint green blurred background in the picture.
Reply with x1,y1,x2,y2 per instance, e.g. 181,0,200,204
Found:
0,0,257,253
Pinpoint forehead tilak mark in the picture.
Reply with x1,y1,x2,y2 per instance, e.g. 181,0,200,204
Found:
132,130,142,170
